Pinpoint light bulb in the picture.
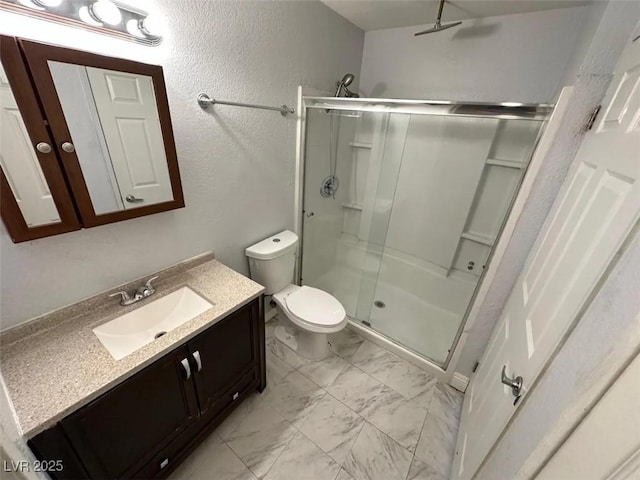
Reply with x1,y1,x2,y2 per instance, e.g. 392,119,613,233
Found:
139,14,163,37
126,19,145,38
78,5,101,26
89,0,122,26
17,0,44,9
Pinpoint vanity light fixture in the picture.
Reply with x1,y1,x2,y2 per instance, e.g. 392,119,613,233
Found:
0,0,163,46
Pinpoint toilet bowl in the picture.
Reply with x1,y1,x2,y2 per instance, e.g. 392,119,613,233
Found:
245,230,347,360
272,284,346,359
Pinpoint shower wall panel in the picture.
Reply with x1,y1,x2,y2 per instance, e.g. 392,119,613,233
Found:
384,116,499,271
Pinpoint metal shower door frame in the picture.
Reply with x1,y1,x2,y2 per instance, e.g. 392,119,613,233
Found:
294,89,555,381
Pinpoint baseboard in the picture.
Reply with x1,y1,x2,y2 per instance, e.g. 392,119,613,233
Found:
451,372,469,393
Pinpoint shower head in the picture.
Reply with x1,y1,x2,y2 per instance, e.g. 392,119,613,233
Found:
415,20,462,35
335,73,359,98
415,0,461,36
341,74,355,87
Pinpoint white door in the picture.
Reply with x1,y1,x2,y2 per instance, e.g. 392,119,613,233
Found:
86,67,173,209
452,37,640,480
0,63,60,226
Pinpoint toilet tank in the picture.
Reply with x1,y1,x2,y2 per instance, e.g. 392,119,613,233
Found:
245,230,298,295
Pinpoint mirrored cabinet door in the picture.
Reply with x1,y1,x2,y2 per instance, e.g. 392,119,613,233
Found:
0,35,80,242
48,63,174,214
21,39,184,227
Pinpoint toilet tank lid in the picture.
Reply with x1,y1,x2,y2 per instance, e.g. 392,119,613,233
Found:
245,230,298,260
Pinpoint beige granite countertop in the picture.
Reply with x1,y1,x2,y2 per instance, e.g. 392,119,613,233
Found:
0,253,265,438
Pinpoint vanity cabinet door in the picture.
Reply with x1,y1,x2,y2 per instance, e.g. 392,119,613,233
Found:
189,300,260,416
60,345,199,480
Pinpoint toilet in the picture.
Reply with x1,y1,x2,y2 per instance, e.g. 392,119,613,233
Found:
246,230,346,360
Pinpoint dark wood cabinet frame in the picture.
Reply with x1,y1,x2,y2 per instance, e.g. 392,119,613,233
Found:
19,39,185,228
0,36,185,242
0,35,81,242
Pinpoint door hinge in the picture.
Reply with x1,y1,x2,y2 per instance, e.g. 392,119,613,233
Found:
472,361,480,373
586,104,601,131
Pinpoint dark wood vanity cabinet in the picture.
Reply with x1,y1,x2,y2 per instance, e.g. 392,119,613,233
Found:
61,345,199,479
29,297,266,480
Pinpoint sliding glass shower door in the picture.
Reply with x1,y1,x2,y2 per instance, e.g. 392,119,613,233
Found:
300,98,548,366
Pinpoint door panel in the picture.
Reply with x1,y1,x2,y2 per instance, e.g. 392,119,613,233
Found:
0,69,60,226
189,302,257,415
0,35,80,242
61,346,198,479
453,38,640,480
86,67,173,208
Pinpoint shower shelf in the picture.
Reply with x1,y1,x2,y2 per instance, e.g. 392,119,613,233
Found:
461,232,495,247
486,158,525,169
349,141,373,149
342,203,363,211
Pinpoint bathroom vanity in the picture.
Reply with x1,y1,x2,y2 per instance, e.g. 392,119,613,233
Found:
0,254,266,479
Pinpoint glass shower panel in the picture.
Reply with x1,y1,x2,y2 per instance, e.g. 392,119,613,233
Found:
300,108,364,316
301,98,546,367
354,112,411,323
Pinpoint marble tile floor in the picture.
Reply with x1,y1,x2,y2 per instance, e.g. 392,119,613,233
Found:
170,316,464,480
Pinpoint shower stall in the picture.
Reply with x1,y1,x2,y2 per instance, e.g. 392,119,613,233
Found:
296,93,552,369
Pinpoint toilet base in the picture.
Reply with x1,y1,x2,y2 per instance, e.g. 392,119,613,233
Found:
274,324,330,360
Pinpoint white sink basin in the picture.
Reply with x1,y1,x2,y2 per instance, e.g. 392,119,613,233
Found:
94,287,213,360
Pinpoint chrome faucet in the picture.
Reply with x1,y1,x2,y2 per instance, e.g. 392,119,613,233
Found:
108,276,159,306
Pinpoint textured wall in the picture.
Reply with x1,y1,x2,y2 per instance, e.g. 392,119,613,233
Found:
359,6,591,103
0,0,364,329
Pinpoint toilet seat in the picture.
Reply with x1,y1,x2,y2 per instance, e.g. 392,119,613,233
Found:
274,285,346,333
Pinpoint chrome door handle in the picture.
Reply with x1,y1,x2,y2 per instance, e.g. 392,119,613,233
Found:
192,351,202,373
501,365,523,397
181,358,191,380
125,195,144,203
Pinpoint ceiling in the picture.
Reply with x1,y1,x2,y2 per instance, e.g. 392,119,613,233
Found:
320,0,594,31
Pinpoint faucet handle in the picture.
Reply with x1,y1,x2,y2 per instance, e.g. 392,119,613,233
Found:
109,291,131,304
145,276,159,291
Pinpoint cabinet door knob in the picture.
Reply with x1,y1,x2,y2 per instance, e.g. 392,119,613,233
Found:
36,142,52,154
180,358,191,380
61,142,75,153
192,351,202,373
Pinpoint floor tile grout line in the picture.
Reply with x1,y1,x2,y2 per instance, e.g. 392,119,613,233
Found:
218,394,296,479
219,435,259,479
410,386,437,474
286,385,363,472
258,418,302,480
353,418,415,479
347,342,435,394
